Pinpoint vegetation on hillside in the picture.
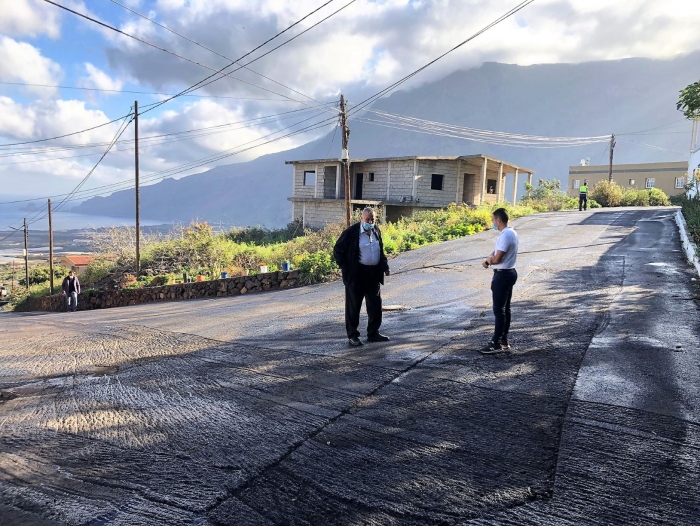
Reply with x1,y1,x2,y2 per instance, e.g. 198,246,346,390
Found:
520,179,601,211
5,203,539,310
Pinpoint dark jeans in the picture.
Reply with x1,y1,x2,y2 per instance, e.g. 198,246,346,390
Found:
579,193,587,211
345,265,382,338
491,269,517,344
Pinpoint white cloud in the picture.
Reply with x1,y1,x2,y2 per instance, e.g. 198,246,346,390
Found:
0,0,61,39
0,37,63,95
78,63,125,94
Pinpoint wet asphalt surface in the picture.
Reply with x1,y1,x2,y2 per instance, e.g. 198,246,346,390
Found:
0,208,699,525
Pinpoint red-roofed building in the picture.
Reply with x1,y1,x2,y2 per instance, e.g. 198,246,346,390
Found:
60,255,97,275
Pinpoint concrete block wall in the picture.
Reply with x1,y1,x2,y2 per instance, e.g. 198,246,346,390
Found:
387,160,415,201
293,163,317,198
303,201,345,229
416,159,459,207
353,161,389,200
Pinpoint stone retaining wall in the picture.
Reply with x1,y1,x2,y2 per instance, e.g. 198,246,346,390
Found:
17,270,300,313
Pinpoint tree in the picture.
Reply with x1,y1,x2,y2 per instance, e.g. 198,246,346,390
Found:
677,80,700,120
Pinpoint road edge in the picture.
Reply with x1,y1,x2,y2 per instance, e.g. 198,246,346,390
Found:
674,208,700,276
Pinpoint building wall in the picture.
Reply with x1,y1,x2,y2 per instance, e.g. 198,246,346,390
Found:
293,163,318,199
293,200,345,229
415,159,459,207
689,148,700,198
352,161,389,200
567,162,689,197
387,160,415,201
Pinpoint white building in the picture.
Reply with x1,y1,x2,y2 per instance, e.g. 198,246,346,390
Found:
287,155,534,228
688,121,700,198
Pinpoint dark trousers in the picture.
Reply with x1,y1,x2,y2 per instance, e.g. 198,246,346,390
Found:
579,193,587,211
491,269,517,343
345,265,382,338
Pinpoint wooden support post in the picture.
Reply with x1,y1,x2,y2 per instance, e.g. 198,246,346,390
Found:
512,169,519,205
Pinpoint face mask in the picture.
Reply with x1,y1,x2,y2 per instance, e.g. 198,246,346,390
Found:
491,222,499,231
362,222,374,232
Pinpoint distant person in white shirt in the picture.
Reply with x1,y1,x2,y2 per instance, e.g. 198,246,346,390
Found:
481,208,519,354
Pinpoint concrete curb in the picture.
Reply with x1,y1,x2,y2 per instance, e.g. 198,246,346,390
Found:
674,208,700,276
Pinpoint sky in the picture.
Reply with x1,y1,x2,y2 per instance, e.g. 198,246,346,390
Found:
1,0,699,201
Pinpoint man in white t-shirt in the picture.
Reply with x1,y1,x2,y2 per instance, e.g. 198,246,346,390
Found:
481,208,519,354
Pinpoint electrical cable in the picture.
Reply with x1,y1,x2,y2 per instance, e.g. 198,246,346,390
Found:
0,80,302,101
107,0,340,109
347,0,535,118
26,111,134,226
2,0,341,151
0,107,319,162
43,0,343,118
1,110,336,208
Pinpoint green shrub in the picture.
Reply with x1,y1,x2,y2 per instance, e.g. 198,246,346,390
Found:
18,265,69,287
589,199,602,209
81,259,117,285
647,188,671,206
297,251,338,284
520,179,577,211
590,180,624,207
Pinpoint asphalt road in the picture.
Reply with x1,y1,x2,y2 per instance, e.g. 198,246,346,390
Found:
1,208,699,525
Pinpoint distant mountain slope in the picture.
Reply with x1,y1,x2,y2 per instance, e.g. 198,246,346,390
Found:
73,53,699,227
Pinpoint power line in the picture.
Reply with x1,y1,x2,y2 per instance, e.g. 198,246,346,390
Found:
3,0,340,151
44,0,342,117
26,111,135,226
0,107,318,162
0,112,132,148
348,0,535,117
2,110,336,209
0,80,301,101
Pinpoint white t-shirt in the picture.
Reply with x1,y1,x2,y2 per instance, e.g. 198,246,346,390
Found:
491,227,518,270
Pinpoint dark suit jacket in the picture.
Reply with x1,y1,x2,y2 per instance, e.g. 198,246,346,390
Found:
61,275,81,295
333,223,390,286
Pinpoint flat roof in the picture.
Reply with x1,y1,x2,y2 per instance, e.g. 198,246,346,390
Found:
569,161,688,175
285,154,534,173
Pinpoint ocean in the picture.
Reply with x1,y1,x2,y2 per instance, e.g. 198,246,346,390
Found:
0,208,166,232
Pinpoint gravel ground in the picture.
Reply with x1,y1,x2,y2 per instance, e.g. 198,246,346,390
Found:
0,208,698,525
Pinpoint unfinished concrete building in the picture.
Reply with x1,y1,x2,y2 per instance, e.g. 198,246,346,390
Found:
287,155,534,228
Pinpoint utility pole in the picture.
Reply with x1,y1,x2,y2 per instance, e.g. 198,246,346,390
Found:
23,218,29,291
48,199,54,295
134,100,141,274
340,94,351,226
608,133,616,182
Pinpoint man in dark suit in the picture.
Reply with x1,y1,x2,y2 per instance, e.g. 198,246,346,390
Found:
333,207,391,347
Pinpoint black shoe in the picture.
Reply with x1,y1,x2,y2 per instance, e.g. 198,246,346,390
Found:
348,337,363,347
367,333,390,342
501,338,510,350
480,341,504,355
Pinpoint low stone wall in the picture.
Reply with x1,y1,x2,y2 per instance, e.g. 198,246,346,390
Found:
17,270,300,313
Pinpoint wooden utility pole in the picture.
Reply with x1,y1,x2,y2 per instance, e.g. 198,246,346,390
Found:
134,100,141,274
48,199,54,295
23,218,29,290
340,95,351,226
608,133,616,182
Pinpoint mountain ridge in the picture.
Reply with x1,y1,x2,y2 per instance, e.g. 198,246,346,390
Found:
72,53,699,227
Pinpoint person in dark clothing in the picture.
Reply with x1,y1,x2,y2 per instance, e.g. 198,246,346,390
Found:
61,270,81,312
333,207,391,347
